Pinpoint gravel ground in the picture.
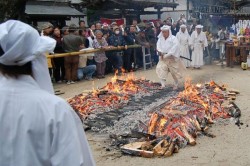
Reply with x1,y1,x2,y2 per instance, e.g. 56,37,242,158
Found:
55,64,250,166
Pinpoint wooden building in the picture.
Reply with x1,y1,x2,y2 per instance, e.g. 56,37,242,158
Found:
80,0,179,23
25,0,85,27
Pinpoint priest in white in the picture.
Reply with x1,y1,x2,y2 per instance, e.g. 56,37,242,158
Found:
0,20,95,166
190,25,208,68
156,25,184,90
176,24,191,68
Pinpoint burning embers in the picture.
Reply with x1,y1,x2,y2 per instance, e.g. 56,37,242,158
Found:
121,80,241,158
68,72,162,120
68,72,241,158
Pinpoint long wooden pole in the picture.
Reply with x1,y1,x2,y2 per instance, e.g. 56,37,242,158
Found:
47,45,142,58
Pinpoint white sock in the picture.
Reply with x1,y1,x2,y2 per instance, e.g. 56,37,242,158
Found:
161,79,167,87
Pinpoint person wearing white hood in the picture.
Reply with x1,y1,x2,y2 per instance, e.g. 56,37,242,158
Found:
0,20,95,166
190,25,208,69
176,24,191,68
156,25,184,90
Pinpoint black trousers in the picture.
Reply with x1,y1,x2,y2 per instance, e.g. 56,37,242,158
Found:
123,48,133,71
53,57,65,82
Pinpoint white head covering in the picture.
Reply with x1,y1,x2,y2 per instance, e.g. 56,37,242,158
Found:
0,20,56,93
180,24,187,28
179,24,188,35
158,25,172,39
196,25,203,29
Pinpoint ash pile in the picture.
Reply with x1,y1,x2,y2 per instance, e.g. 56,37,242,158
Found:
68,73,242,158
68,72,175,132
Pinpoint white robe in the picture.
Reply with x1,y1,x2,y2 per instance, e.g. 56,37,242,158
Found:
0,75,95,166
190,31,208,67
176,30,191,67
156,34,183,81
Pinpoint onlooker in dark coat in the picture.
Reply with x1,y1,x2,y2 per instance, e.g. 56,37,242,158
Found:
135,30,150,68
108,26,127,74
124,25,136,72
52,27,65,83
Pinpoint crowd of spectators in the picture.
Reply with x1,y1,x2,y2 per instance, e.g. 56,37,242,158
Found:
41,14,200,85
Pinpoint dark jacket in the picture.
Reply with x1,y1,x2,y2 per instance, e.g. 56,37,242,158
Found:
62,33,83,52
52,35,64,53
135,34,149,47
108,34,127,47
145,27,156,45
124,32,136,45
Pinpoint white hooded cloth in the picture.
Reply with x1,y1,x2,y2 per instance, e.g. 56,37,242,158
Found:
0,20,55,93
190,25,208,67
176,25,191,67
0,21,96,166
156,25,185,83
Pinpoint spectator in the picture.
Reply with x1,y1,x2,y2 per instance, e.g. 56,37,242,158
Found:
108,26,127,74
95,22,102,31
52,27,65,83
110,22,118,32
92,30,109,78
62,26,69,36
171,21,179,36
189,18,197,35
41,22,54,79
87,24,96,48
132,19,140,32
145,21,157,64
135,30,150,69
165,19,173,26
79,20,86,29
41,22,54,36
210,33,220,60
62,24,84,84
180,14,187,24
124,25,136,72
102,23,111,40
79,28,88,48
155,21,162,36
78,54,96,81
217,26,227,60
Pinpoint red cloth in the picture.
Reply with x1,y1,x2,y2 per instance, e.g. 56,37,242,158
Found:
100,18,125,26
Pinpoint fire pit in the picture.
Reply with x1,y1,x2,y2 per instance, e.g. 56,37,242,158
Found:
68,73,241,158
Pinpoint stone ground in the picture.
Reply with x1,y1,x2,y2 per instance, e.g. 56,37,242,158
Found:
54,64,250,166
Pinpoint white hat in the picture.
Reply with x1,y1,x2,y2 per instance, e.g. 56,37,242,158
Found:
180,24,187,28
160,25,171,31
0,20,56,93
158,25,172,39
196,25,203,29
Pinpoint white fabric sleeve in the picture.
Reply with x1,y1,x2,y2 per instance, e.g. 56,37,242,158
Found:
156,39,162,53
50,102,96,166
166,37,180,58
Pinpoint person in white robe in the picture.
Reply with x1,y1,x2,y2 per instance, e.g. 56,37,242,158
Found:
156,25,184,90
190,25,208,69
176,24,191,68
0,20,95,166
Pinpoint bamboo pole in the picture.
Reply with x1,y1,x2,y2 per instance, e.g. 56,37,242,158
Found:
47,45,142,58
